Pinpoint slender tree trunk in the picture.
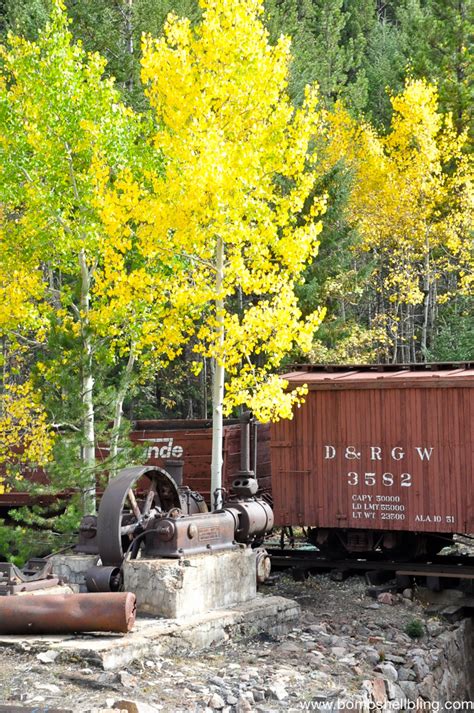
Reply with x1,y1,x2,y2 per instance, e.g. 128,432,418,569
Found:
125,0,134,92
421,238,431,358
340,298,346,322
398,305,404,364
430,280,437,347
421,294,430,358
201,356,208,419
109,349,135,480
1,336,6,387
79,249,96,515
391,304,400,364
409,305,416,363
211,237,225,511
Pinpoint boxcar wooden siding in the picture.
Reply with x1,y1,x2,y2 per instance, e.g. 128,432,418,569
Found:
0,420,271,508
271,366,474,533
131,420,271,502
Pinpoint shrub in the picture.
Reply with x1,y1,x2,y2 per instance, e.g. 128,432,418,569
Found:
405,618,424,639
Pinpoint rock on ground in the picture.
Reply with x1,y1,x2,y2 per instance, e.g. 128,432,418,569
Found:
0,572,471,711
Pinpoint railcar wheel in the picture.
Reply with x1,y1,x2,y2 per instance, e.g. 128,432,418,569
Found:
308,529,347,559
420,534,452,559
381,533,453,560
97,466,182,567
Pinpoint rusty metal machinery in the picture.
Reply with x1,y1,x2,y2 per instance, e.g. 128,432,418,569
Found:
78,452,274,591
143,485,273,559
85,565,122,593
0,559,59,596
98,465,183,566
144,510,238,558
76,462,207,566
0,421,272,632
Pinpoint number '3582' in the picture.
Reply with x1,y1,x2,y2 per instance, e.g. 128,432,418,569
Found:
346,472,412,487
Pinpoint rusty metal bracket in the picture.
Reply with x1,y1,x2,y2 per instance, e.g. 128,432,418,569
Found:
0,558,59,596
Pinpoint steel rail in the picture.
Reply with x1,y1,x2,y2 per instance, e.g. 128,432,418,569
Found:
267,548,474,578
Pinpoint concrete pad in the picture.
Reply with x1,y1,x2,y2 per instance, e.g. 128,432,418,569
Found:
50,554,100,593
16,585,74,597
0,595,300,670
123,549,257,617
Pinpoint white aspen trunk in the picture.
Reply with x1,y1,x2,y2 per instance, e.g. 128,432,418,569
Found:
408,309,413,363
340,299,346,322
127,0,133,55
391,303,400,364
1,336,6,386
421,237,430,358
110,350,135,480
201,356,208,419
126,0,134,92
79,249,96,515
211,237,225,511
430,280,437,342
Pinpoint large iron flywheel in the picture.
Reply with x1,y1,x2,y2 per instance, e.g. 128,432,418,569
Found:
97,466,182,567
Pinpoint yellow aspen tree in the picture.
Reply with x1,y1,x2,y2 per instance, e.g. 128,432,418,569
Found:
139,0,326,506
326,79,472,362
0,219,54,492
0,381,54,494
0,4,138,513
0,3,191,513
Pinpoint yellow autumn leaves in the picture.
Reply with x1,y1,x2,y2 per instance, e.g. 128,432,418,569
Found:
141,1,327,419
324,79,472,360
0,381,54,491
1,0,472,486
93,0,328,421
0,252,53,484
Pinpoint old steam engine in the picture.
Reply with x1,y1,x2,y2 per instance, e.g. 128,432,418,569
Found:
77,417,274,592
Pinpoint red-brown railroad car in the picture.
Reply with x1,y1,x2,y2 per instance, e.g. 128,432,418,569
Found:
270,364,474,556
128,419,271,503
0,419,271,509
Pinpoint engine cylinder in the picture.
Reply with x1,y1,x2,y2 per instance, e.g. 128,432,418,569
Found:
226,499,274,542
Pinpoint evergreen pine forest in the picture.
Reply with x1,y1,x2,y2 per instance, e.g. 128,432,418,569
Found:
0,0,472,540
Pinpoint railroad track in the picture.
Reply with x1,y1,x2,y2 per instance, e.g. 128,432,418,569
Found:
266,547,474,620
266,547,474,583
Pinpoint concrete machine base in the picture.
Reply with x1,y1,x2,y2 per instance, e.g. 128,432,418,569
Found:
0,595,300,670
39,548,300,669
51,553,99,593
52,549,262,616
123,548,257,618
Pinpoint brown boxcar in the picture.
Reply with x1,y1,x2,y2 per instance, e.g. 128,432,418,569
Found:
128,419,271,502
270,364,474,555
0,419,271,509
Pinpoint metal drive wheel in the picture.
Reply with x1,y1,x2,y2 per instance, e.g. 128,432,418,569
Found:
97,466,181,567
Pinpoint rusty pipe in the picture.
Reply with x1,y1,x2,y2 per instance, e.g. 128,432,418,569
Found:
239,411,253,475
164,459,184,486
85,565,122,592
0,592,136,634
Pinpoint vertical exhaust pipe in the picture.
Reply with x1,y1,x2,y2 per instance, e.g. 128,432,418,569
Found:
164,459,184,486
239,411,254,478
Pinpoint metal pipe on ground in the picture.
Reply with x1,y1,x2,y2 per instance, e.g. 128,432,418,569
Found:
0,591,136,634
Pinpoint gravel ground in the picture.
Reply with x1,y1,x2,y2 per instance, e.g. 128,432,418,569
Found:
0,571,461,713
